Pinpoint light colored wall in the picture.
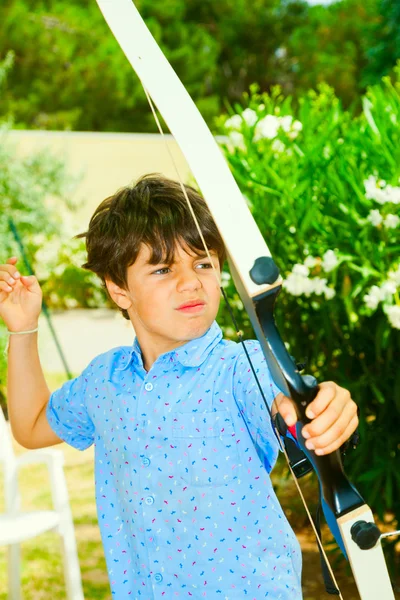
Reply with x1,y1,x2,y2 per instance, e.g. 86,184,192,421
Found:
8,130,192,232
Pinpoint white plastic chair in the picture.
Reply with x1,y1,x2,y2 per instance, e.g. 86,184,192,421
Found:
0,406,84,599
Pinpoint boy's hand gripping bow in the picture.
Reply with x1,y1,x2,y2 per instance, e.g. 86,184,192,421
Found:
95,1,395,597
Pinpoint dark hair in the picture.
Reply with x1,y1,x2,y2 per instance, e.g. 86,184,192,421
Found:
76,174,226,320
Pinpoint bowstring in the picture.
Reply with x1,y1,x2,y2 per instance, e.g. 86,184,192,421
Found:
143,86,344,600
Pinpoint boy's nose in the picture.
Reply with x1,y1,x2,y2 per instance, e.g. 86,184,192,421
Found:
176,270,201,292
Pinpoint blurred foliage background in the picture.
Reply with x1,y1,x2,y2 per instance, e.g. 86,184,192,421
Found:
0,0,399,586
0,0,399,130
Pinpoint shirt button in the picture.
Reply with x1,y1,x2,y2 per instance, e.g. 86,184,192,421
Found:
144,382,153,391
154,573,163,583
145,495,154,505
142,457,151,467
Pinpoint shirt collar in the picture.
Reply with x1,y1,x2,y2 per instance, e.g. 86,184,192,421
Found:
171,321,223,367
116,321,223,371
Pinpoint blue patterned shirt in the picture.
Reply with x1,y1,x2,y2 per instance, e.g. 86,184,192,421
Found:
47,321,302,599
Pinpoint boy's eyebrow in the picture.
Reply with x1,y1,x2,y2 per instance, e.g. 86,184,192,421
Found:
191,251,217,259
144,250,217,267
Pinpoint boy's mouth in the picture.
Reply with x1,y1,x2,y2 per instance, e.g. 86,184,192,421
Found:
176,299,206,313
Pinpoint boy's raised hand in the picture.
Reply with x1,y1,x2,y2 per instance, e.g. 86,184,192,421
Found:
0,257,42,332
275,381,359,456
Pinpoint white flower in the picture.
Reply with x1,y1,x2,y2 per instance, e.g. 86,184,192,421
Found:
364,175,387,204
324,287,336,300
364,285,383,310
241,108,258,127
384,214,400,229
384,185,400,204
254,114,280,140
322,250,338,272
364,175,400,205
385,305,400,329
280,115,302,139
225,114,242,130
380,281,397,300
253,113,302,141
314,279,335,299
388,266,400,286
292,120,303,132
283,272,310,296
228,131,245,150
310,277,328,295
304,256,317,268
367,209,383,226
280,115,293,132
225,109,257,131
272,139,285,153
292,264,310,277
364,270,399,317
288,120,303,140
283,264,335,300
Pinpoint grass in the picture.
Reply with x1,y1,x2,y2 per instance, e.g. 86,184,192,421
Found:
0,371,110,599
0,440,109,599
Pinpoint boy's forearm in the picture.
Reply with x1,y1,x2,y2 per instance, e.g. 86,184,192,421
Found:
7,332,51,445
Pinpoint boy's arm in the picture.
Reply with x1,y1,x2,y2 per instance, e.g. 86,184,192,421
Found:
2,257,94,451
7,331,63,449
0,257,62,448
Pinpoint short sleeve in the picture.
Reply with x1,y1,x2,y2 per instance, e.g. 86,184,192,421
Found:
46,370,95,451
233,340,281,472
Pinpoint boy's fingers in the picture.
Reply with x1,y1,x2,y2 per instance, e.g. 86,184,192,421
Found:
306,413,359,456
275,393,298,427
303,388,356,439
305,381,336,419
0,263,21,282
0,280,13,293
20,275,40,291
6,257,18,265
303,399,358,450
303,395,347,438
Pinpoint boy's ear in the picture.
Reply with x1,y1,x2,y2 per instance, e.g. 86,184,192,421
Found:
105,279,132,310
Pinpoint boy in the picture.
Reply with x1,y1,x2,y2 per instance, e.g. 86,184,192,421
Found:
1,174,358,599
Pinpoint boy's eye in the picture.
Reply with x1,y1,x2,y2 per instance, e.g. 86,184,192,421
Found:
152,267,170,275
196,261,213,269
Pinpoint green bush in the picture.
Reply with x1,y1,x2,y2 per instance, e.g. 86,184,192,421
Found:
217,67,400,570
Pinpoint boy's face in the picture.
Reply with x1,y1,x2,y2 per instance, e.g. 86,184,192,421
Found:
106,242,222,362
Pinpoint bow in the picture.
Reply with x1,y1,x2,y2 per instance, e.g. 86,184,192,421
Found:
95,1,395,598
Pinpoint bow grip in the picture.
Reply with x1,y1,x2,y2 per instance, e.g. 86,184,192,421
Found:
251,285,365,519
